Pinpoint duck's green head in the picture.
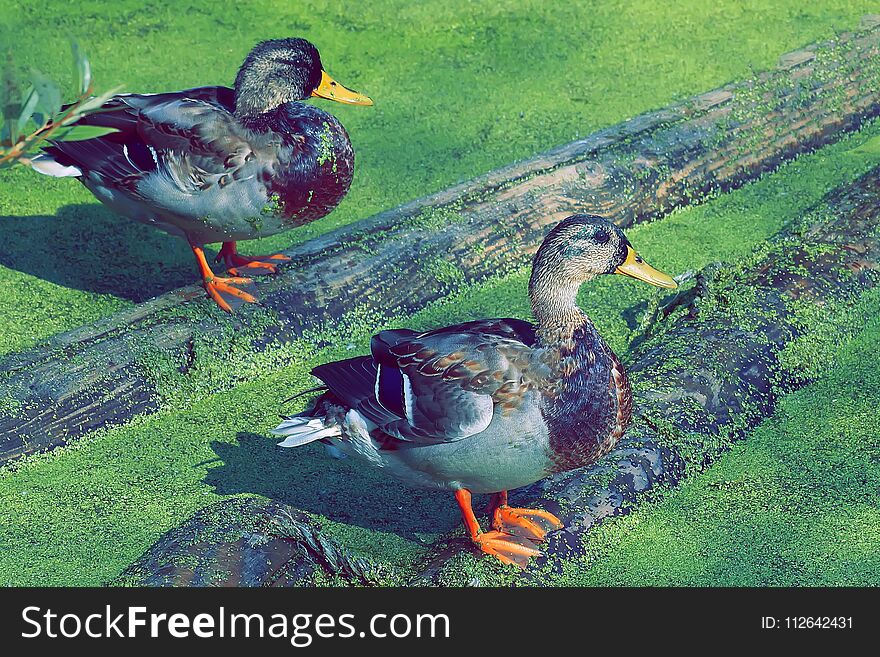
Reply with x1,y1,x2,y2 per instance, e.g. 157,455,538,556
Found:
234,37,373,118
532,214,677,290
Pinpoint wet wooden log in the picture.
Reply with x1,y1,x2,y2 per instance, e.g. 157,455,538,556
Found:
2,19,880,462
118,165,880,586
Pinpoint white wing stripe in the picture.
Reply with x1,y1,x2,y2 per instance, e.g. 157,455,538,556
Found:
402,373,415,424
122,143,135,169
374,363,383,407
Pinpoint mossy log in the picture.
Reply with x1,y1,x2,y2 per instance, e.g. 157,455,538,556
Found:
117,164,880,587
115,498,382,587
2,20,880,462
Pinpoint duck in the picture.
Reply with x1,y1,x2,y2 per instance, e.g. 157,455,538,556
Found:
272,214,677,568
31,37,372,312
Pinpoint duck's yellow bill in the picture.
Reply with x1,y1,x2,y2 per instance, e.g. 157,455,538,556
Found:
615,246,677,289
312,70,373,105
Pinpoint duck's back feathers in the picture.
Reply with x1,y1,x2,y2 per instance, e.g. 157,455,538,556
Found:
38,86,359,244
43,86,281,203
43,87,234,183
311,319,549,446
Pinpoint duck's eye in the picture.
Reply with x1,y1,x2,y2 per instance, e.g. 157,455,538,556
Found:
593,230,609,245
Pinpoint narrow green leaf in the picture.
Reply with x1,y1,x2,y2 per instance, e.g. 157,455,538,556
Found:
0,121,12,147
2,51,20,144
53,124,118,141
30,69,61,118
0,118,16,149
17,85,40,130
67,85,124,117
70,41,91,95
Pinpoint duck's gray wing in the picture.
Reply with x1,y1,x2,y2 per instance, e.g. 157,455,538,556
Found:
42,87,281,213
380,328,547,443
43,87,231,183
311,322,547,445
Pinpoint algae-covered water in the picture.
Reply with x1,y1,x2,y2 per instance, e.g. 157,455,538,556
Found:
1,1,879,585
3,123,879,586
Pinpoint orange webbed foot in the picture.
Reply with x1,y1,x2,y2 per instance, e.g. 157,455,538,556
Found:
216,241,291,276
492,506,564,542
455,488,550,569
203,274,257,313
191,243,259,313
472,530,542,569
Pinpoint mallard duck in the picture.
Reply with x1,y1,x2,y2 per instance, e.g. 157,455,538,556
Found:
31,37,372,312
272,214,677,567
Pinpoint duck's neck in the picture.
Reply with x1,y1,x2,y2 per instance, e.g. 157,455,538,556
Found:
529,270,592,345
234,70,302,122
234,89,290,122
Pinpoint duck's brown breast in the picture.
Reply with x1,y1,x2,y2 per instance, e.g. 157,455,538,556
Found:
541,323,632,473
607,348,633,446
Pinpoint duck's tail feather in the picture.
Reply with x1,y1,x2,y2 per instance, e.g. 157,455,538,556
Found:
29,154,82,177
281,385,328,405
271,416,341,448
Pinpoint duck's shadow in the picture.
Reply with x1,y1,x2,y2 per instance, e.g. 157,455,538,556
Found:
0,203,199,301
205,432,464,544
